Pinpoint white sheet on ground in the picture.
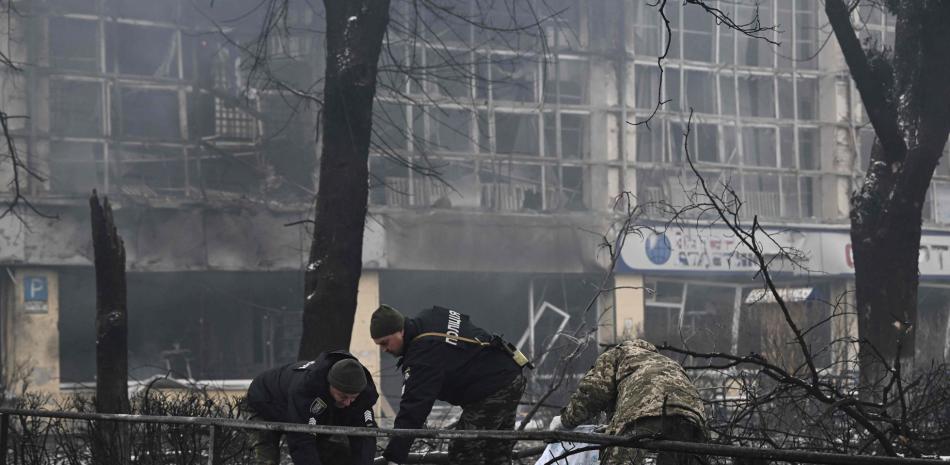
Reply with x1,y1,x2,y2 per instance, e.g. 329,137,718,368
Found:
535,425,601,465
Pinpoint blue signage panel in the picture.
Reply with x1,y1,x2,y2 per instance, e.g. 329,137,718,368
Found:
24,276,48,302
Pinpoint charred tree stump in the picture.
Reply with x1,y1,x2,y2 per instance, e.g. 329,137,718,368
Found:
298,0,390,359
89,191,130,465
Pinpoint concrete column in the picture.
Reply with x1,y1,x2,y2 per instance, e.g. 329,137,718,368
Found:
611,274,645,343
4,269,60,395
348,270,384,415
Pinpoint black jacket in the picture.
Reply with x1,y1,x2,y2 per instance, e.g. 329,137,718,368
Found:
384,306,522,462
246,351,378,465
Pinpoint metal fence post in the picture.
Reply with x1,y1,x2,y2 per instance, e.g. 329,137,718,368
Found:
206,424,215,465
1,413,8,465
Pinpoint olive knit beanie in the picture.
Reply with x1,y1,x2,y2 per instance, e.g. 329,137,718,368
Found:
370,304,405,338
327,359,367,394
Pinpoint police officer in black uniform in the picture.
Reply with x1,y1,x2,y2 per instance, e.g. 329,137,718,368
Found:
244,351,378,465
370,304,527,465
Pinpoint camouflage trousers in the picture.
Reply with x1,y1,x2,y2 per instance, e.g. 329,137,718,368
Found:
601,415,707,465
448,373,527,465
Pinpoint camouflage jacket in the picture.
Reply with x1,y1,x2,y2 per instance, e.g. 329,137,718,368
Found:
561,339,706,434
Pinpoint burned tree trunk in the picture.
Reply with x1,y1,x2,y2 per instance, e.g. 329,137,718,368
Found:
298,0,390,359
825,0,950,386
89,191,130,465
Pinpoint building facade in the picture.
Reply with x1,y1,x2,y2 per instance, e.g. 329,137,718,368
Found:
0,0,947,412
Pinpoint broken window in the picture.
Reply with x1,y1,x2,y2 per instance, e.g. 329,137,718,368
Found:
49,141,106,194
544,113,588,159
50,79,103,137
742,126,777,167
799,127,820,170
116,87,180,140
635,65,661,110
431,108,472,153
428,48,474,99
372,102,409,151
631,0,661,56
481,161,541,210
635,124,663,163
107,24,178,78
781,175,801,217
544,59,589,105
109,0,179,22
738,286,832,371
682,4,713,62
797,78,819,120
743,173,780,217
685,70,715,114
495,113,539,155
49,17,98,72
683,284,735,354
738,74,775,118
492,54,538,103
369,155,409,206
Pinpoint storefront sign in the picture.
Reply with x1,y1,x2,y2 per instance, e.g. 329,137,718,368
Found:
620,225,950,278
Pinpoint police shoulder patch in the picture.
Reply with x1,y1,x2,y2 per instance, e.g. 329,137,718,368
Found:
310,398,327,417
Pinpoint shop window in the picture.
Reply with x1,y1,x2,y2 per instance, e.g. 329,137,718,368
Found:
50,80,102,138
49,17,98,73
738,286,832,372
496,113,539,155
682,284,735,354
107,24,178,77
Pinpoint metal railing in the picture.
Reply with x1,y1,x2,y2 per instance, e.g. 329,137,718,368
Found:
0,408,947,465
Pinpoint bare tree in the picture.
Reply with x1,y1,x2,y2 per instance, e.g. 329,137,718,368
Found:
824,1,950,385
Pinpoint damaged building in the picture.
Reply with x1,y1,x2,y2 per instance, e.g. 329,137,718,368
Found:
0,0,948,416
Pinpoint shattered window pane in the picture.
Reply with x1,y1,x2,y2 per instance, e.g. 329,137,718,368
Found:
369,155,409,207
50,80,102,137
49,17,98,72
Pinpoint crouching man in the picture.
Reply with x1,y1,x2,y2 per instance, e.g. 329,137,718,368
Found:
245,351,378,465
371,304,528,465
551,339,707,465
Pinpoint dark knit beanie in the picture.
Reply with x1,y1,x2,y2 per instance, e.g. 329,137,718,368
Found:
370,304,405,338
328,359,367,394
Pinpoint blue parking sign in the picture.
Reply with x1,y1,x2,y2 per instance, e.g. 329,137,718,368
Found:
24,276,49,313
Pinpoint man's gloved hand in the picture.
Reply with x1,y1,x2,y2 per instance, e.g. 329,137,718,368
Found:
548,415,565,431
